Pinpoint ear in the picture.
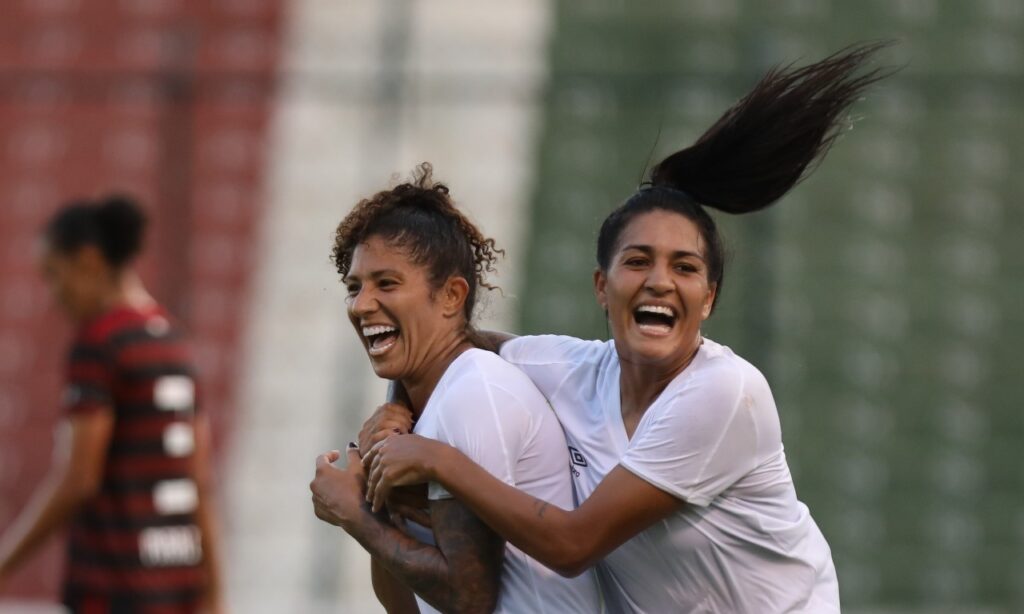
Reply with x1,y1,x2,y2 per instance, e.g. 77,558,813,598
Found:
593,268,608,312
441,276,470,318
701,282,718,320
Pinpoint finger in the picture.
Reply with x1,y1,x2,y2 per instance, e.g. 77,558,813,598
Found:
369,426,405,448
372,479,391,514
382,401,415,419
345,442,361,466
366,451,385,504
326,449,341,463
361,438,386,472
315,451,337,470
366,459,382,509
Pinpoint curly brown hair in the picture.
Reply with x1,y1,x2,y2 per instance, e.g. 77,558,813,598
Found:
332,163,503,321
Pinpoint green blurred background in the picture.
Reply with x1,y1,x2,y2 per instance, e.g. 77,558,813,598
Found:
521,1,1023,610
2,1,1021,611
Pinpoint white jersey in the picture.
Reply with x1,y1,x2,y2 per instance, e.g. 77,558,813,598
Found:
411,348,603,614
501,335,839,614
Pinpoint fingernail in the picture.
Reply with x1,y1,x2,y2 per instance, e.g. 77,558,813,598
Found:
348,441,358,449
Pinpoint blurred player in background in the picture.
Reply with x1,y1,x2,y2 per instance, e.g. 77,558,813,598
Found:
0,196,224,613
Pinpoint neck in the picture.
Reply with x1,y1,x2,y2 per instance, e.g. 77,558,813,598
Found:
80,270,156,323
402,330,474,416
618,333,702,419
105,270,156,312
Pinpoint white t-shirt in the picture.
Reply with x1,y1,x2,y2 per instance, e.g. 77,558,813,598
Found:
501,335,839,614
411,348,603,614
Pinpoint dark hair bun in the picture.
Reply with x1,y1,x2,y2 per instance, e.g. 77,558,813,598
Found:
44,194,147,267
94,195,147,266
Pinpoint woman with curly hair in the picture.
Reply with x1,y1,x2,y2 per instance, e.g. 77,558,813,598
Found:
309,165,602,614
355,43,892,613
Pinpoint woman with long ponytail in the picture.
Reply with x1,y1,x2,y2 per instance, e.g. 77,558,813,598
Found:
348,43,891,612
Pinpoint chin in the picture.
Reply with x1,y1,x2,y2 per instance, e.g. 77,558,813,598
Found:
620,334,686,365
368,361,399,380
365,354,407,381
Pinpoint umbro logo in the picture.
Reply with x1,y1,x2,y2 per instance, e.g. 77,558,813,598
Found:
569,446,588,467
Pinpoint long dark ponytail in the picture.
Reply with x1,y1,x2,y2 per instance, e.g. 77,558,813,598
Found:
596,42,893,312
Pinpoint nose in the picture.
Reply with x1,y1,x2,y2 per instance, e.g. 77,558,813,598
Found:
644,264,673,294
348,286,378,318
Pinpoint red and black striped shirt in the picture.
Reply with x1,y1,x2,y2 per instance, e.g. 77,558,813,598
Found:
63,304,206,613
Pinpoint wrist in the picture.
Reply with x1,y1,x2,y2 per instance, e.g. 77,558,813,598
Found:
338,499,374,533
428,443,454,483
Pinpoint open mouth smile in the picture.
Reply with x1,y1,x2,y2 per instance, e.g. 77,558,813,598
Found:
362,324,400,356
632,304,678,336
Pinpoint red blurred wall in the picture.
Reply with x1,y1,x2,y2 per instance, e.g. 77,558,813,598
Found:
0,0,284,600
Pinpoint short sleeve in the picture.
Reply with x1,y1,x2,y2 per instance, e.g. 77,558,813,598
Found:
499,335,607,400
64,336,116,416
426,375,529,501
619,364,758,507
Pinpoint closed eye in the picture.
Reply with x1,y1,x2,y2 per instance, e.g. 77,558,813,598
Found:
675,263,699,273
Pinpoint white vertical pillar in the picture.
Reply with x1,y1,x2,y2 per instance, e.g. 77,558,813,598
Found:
226,1,552,611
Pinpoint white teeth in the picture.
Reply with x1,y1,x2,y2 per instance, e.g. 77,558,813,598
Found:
635,305,675,318
362,325,397,337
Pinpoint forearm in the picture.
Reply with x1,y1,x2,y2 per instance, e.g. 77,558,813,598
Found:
430,449,591,575
371,558,420,614
343,504,459,613
0,474,83,576
194,489,224,603
191,415,224,604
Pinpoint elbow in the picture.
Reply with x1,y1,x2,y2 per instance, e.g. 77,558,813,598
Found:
450,597,497,614
450,582,499,614
451,602,497,614
547,537,597,578
551,556,593,579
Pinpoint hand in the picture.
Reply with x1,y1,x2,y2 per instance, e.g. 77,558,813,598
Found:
357,403,415,453
363,434,446,513
310,445,368,528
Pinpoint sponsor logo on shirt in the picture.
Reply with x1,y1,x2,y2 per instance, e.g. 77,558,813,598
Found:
569,447,588,467
568,446,588,478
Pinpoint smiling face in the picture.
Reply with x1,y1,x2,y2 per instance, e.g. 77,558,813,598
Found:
344,234,469,383
595,209,717,369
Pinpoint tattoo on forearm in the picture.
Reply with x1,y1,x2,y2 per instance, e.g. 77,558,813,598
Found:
347,499,503,613
536,501,549,519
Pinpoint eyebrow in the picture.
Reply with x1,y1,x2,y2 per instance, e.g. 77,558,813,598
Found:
343,269,404,284
620,244,705,260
